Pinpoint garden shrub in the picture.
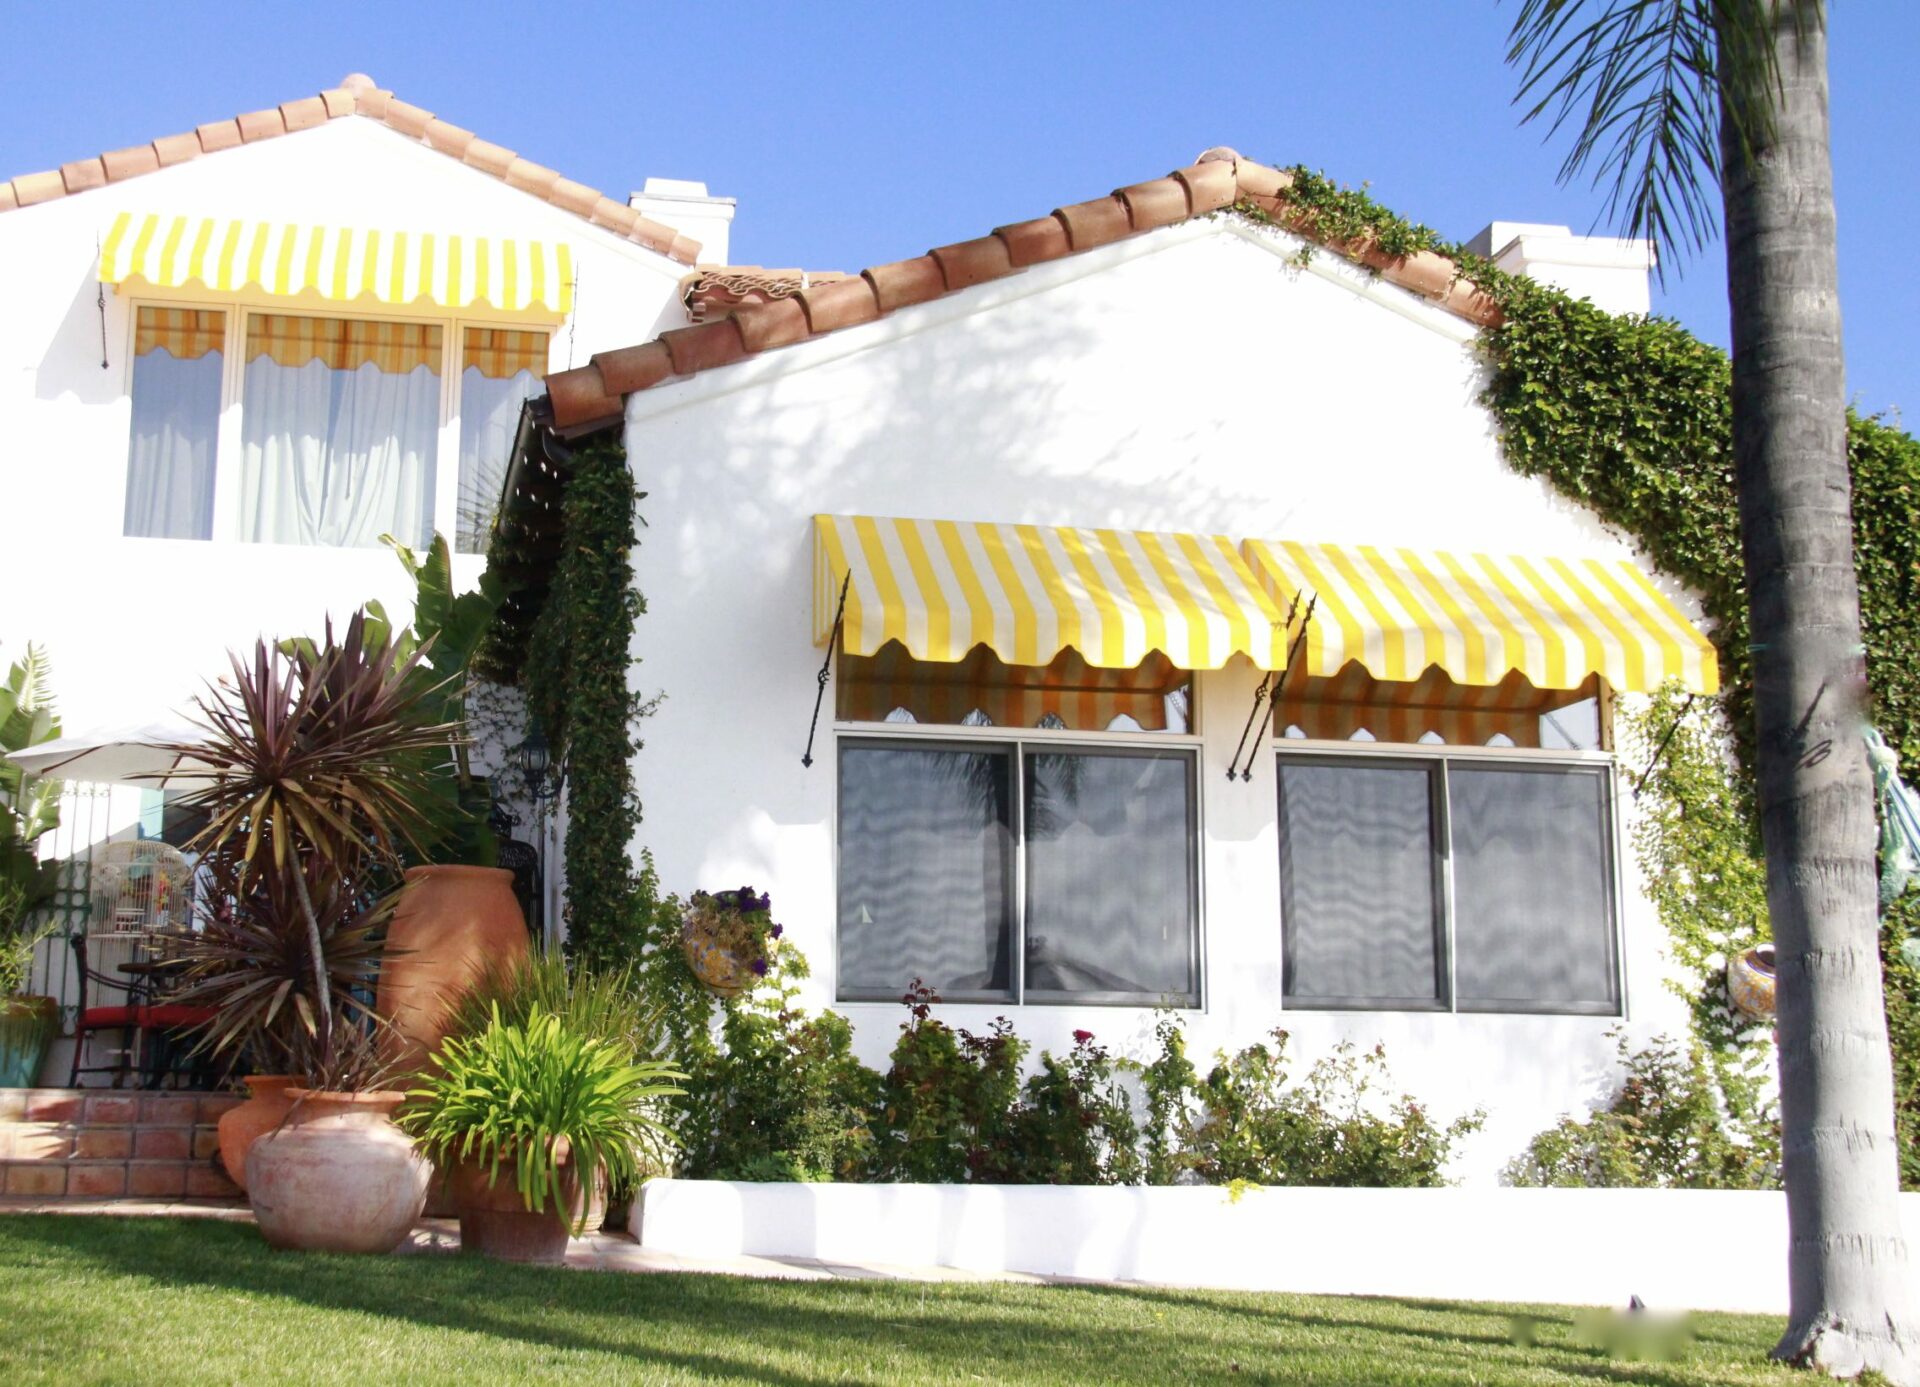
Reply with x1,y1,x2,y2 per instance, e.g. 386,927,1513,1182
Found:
1505,1030,1779,1190
871,982,1027,1183
1148,1027,1483,1188
1001,1030,1143,1186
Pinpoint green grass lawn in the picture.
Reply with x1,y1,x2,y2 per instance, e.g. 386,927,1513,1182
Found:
0,1214,1804,1385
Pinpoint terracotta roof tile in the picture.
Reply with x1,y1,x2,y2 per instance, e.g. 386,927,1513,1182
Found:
542,149,1505,432
235,108,286,143
0,72,700,264
195,120,242,154
152,132,202,168
660,319,747,376
11,171,65,207
681,267,851,324
1116,178,1188,231
280,96,329,133
864,255,945,313
60,159,106,195
1054,195,1133,251
101,145,160,183
994,216,1071,268
930,236,1013,293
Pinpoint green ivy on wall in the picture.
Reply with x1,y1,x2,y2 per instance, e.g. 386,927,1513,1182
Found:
520,435,647,971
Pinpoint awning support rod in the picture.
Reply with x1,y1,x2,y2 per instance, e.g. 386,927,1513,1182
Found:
802,572,852,769
1232,594,1315,782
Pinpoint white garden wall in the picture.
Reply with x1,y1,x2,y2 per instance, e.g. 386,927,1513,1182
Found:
0,116,691,729
636,1179,1920,1315
616,215,1710,1183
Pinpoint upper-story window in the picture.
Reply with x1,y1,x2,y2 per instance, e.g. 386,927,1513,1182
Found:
122,304,546,550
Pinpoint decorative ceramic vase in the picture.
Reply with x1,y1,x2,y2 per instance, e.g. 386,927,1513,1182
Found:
680,902,766,998
1728,944,1777,1022
450,1140,580,1265
246,1090,430,1254
376,866,527,1072
0,995,58,1088
217,1075,298,1191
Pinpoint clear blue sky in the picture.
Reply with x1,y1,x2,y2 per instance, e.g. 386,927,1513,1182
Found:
4,2,1912,416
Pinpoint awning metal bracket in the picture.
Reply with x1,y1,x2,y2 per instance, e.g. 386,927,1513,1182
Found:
802,571,852,769
1228,593,1315,782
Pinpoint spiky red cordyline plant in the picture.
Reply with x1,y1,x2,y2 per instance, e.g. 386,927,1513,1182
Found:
172,610,458,1072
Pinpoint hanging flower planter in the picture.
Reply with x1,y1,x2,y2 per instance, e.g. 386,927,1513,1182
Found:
680,887,782,998
1727,943,1777,1022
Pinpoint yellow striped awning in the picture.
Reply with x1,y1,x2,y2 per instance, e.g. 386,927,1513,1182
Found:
1242,539,1718,694
99,212,572,319
815,514,1294,671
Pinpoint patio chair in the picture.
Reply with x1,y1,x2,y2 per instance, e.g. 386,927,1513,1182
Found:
65,934,149,1088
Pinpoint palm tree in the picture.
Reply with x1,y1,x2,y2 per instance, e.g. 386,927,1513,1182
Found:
1508,3,1917,1378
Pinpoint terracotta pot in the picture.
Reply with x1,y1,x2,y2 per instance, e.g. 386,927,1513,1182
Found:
377,865,527,1072
0,995,59,1088
1728,944,1777,1022
449,1141,580,1265
245,1090,430,1254
217,1075,297,1191
569,1161,610,1235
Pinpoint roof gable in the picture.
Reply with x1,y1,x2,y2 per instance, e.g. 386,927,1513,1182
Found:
544,149,1503,432
0,73,700,265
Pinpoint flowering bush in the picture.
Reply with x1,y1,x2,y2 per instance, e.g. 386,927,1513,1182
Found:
685,885,783,980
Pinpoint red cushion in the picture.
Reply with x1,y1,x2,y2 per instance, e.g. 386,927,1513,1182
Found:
139,1005,216,1028
77,1006,142,1029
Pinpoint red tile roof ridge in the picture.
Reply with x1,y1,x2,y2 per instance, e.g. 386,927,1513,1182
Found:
546,148,1502,432
0,72,700,265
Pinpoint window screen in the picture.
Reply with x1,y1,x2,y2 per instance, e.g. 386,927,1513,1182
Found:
1449,765,1617,1011
1278,760,1443,1007
836,743,1014,1000
1025,748,1197,1002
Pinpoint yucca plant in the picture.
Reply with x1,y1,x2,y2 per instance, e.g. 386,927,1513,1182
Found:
171,610,458,1069
399,1004,683,1228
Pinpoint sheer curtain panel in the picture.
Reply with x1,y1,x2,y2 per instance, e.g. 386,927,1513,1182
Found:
457,328,546,552
123,308,224,539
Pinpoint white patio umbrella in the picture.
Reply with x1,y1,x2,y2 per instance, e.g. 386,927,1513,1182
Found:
4,720,215,786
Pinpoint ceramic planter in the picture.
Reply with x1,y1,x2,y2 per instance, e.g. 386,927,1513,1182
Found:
376,866,527,1071
216,1075,298,1191
450,1140,581,1265
0,995,58,1088
680,902,769,997
1728,944,1777,1022
246,1090,430,1254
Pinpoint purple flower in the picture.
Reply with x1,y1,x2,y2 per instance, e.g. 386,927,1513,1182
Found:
750,957,769,976
770,924,784,939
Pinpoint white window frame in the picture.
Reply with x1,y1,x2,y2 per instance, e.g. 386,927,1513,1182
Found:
832,719,1207,1009
118,291,551,549
1274,736,1627,1018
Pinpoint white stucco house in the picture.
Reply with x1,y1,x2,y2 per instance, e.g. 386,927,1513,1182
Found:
499,148,1710,1184
0,73,742,1065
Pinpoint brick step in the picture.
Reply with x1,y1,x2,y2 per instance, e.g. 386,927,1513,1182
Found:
0,1089,245,1202
1,1157,238,1199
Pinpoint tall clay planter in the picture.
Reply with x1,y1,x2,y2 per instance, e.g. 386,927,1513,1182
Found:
246,1090,430,1254
450,1140,580,1266
217,1075,298,1191
377,866,527,1072
0,995,58,1088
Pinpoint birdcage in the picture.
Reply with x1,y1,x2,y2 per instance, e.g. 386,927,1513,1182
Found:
92,839,194,933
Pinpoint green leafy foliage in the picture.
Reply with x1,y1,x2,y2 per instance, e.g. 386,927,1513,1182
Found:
1155,1029,1483,1189
400,1003,683,1226
0,644,62,945
519,438,647,970
1506,1030,1779,1189
872,983,1027,1183
441,948,664,1072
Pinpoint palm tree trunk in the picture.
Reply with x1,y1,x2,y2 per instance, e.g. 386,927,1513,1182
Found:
1718,3,1919,1378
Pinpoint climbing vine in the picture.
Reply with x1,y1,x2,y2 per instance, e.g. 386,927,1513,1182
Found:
1233,168,1920,1183
519,435,648,971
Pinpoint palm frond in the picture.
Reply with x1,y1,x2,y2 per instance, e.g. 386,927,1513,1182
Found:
1505,0,1790,278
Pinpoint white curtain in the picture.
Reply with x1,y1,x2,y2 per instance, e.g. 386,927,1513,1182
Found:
124,349,221,540
457,367,539,552
239,357,438,549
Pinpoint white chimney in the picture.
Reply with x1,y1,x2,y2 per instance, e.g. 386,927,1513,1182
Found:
629,178,737,266
1465,222,1655,317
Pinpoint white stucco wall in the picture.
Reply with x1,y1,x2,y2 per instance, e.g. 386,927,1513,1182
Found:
616,216,1710,1184
0,116,691,729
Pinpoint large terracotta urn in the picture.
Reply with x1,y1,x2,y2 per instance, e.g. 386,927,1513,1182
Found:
246,1090,431,1254
377,866,527,1071
450,1139,581,1266
217,1075,297,1191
